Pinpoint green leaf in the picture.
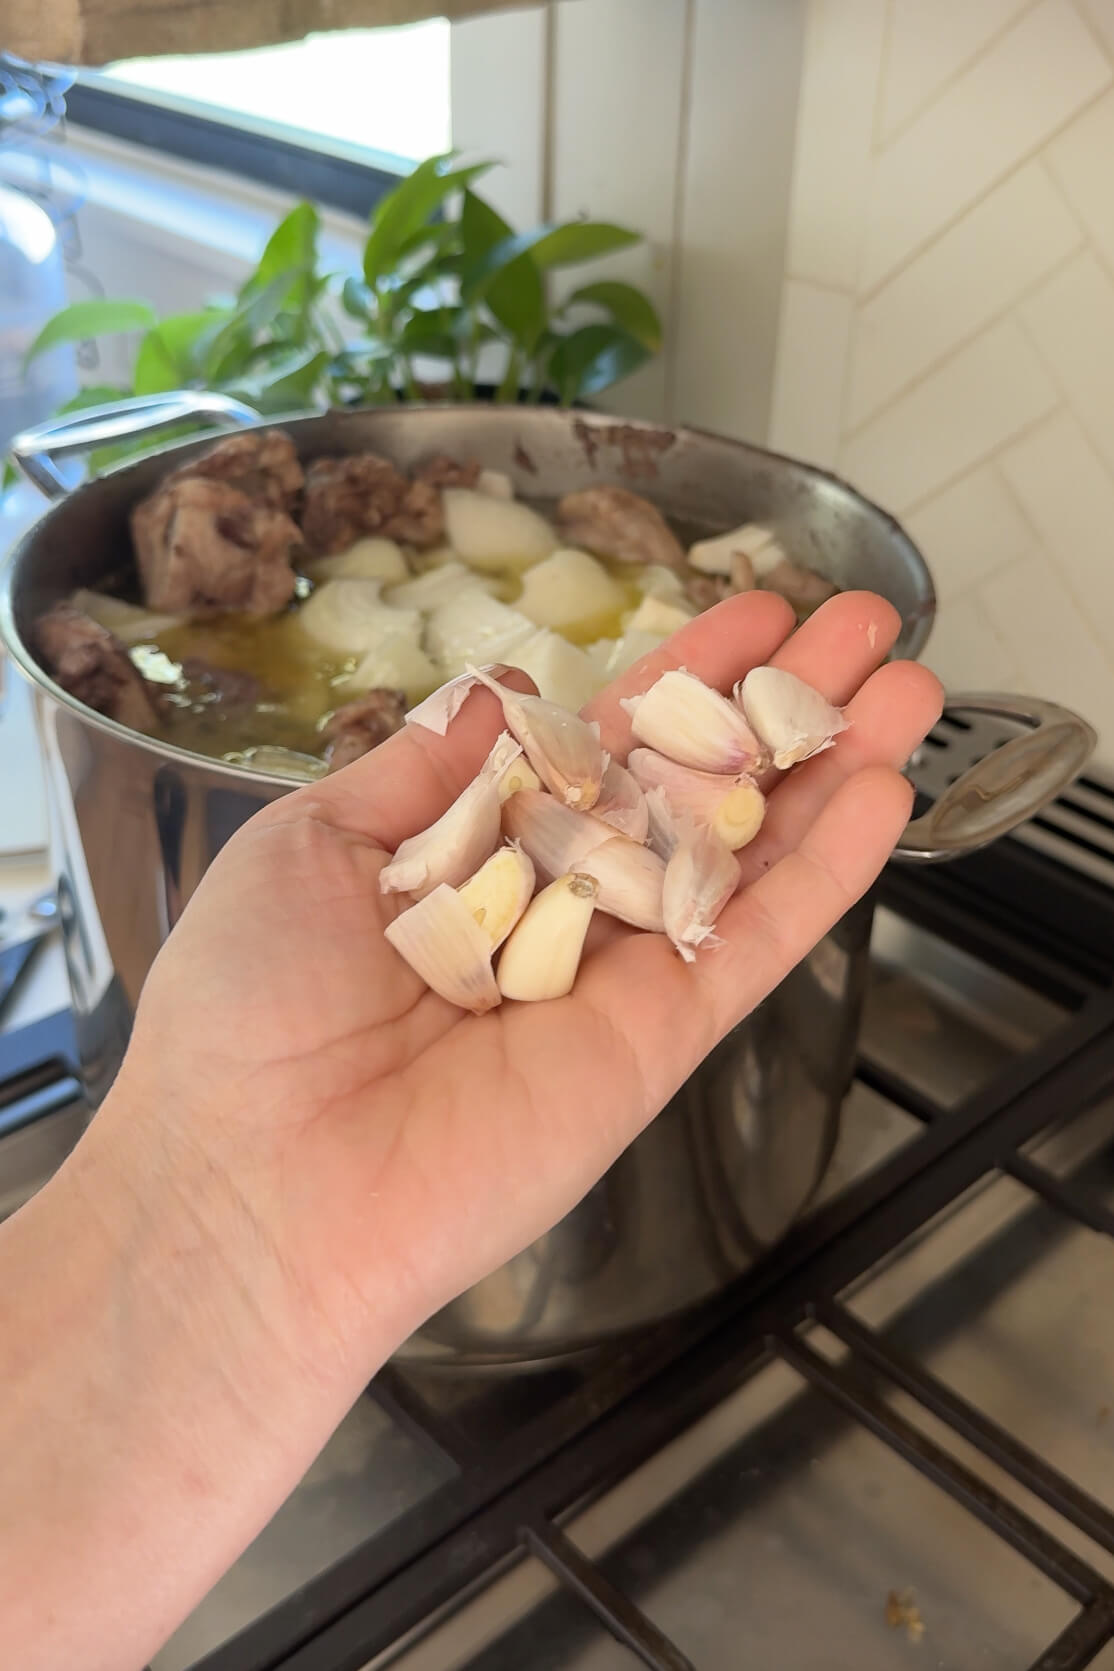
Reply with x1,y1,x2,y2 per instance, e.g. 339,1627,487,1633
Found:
563,281,662,351
132,311,226,394
460,190,546,349
249,202,319,290
196,271,302,381
341,276,373,320
24,299,157,369
363,153,493,288
547,324,651,404
225,347,328,413
461,222,641,305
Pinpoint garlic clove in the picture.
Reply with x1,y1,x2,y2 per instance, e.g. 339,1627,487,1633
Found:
593,759,650,841
644,785,680,860
620,669,765,775
379,733,517,898
384,884,502,1012
497,755,544,802
497,873,598,1001
626,749,766,851
576,837,666,933
457,843,536,950
465,664,605,809
663,820,740,963
735,665,848,770
502,788,612,881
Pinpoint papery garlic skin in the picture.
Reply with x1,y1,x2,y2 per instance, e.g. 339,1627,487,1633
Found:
497,873,598,1001
593,759,650,841
379,733,519,898
644,785,680,860
735,665,848,770
502,788,612,880
458,843,536,950
663,821,740,963
621,670,765,775
467,664,605,809
576,837,666,932
626,749,766,851
384,884,502,1012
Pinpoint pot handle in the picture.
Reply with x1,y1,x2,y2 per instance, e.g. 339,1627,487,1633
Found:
10,390,262,500
893,692,1097,864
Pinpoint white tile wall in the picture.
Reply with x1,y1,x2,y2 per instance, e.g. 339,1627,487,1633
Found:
772,0,1114,764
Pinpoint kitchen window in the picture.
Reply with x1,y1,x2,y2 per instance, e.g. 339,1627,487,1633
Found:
63,18,451,216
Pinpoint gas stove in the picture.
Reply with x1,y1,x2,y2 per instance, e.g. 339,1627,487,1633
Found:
6,711,1114,1671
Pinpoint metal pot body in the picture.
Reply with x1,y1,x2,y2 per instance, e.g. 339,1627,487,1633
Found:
0,403,1095,1362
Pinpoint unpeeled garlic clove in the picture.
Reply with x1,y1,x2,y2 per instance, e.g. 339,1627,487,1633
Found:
466,664,606,809
663,820,740,963
379,733,518,897
457,843,536,950
627,749,766,851
502,788,612,880
576,837,666,932
497,873,598,1001
621,669,765,775
384,884,501,1012
644,785,680,860
593,759,650,841
735,665,848,770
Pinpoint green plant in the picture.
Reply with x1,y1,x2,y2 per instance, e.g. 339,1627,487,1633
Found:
10,153,662,486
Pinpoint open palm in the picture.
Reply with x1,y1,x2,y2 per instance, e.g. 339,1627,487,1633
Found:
114,587,942,1366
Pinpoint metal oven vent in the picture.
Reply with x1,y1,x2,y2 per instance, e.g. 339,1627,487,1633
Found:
907,710,1114,889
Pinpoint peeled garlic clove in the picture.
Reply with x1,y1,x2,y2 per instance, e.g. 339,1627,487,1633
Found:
735,665,848,770
577,837,666,933
497,873,598,1001
457,843,536,950
466,664,605,809
502,788,612,881
627,749,766,851
593,759,650,841
498,755,543,802
384,884,501,1013
663,821,740,963
379,733,516,898
621,669,765,775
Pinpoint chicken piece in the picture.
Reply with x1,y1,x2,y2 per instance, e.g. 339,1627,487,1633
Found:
556,486,685,569
34,603,161,733
322,689,407,772
761,557,839,617
301,455,445,554
414,454,483,490
167,429,303,514
179,658,263,710
130,477,300,616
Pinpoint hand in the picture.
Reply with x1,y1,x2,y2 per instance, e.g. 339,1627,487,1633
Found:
108,588,943,1374
4,588,942,1669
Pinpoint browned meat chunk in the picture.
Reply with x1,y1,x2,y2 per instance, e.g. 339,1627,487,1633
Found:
414,454,482,490
179,658,262,710
557,486,685,569
322,689,407,772
761,558,839,617
302,455,445,554
34,604,161,734
167,429,304,513
130,477,300,616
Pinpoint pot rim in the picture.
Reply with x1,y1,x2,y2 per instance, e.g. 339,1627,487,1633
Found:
0,402,937,788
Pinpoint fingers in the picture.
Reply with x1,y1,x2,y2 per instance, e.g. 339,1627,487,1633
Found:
735,660,943,886
583,589,795,756
764,589,902,704
271,668,537,851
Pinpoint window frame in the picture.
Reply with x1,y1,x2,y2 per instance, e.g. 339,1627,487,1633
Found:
65,75,408,219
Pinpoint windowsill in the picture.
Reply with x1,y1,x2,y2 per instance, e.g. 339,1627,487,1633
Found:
63,123,368,281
